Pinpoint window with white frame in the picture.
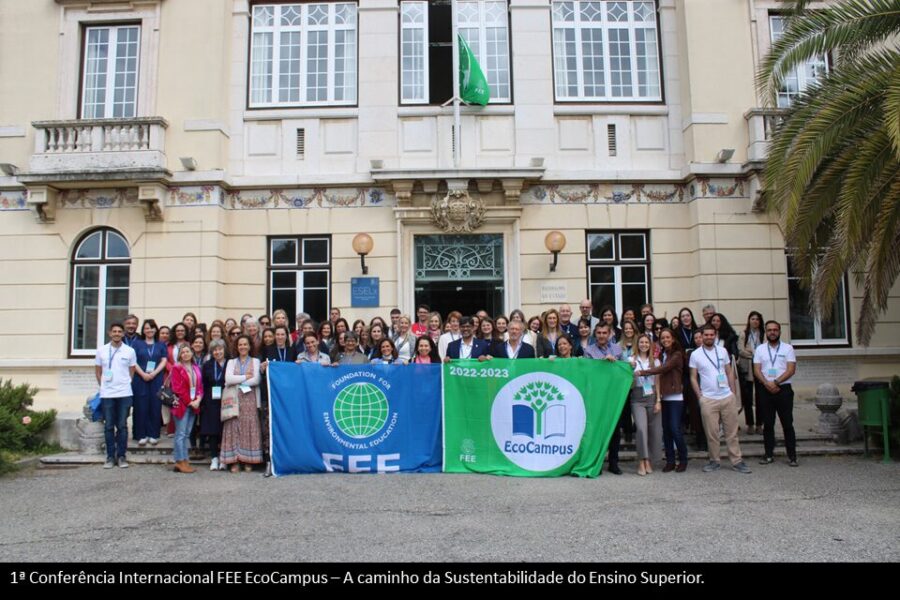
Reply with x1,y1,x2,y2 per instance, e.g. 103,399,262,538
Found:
786,254,849,346
769,14,828,108
81,25,141,118
586,231,650,317
400,0,510,104
70,229,131,355
552,1,661,102
268,236,331,327
250,3,357,107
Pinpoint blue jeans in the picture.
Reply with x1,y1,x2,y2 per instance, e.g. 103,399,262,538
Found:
101,396,133,460
174,410,196,462
662,400,688,465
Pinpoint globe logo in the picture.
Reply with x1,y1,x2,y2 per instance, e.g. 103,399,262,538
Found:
333,382,390,438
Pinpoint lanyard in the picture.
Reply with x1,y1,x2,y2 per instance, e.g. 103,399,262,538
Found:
238,357,249,375
636,357,648,372
108,345,121,369
767,342,780,367
214,362,222,382
702,347,721,371
277,347,286,362
750,330,760,348
681,328,692,346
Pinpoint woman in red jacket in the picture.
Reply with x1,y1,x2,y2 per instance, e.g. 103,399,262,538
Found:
171,344,203,474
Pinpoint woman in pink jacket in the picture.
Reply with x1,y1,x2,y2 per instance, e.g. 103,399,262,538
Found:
171,344,203,474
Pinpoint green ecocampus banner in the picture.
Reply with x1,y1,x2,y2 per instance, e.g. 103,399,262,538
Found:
443,358,633,478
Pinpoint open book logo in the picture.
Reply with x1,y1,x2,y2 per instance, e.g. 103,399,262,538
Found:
512,382,566,439
491,372,586,472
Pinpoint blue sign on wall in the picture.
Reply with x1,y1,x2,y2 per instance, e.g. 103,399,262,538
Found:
351,277,379,307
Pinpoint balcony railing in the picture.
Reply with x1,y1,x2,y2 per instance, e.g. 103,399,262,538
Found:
744,108,786,162
29,117,168,175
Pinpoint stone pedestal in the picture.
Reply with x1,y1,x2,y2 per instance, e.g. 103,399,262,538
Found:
814,383,844,438
76,400,105,455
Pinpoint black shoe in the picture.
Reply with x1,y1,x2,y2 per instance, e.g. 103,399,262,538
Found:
758,456,774,465
787,459,799,467
607,465,622,475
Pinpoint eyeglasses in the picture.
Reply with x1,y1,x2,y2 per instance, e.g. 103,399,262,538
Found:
229,332,240,337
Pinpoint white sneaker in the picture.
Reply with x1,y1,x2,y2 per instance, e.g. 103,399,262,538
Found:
210,457,219,471
138,438,148,446
148,437,159,445
218,460,226,471
103,459,115,469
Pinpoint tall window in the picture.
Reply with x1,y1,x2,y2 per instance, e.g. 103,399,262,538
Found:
268,236,331,327
81,25,141,118
250,3,357,107
786,255,849,346
586,231,650,316
400,0,511,104
552,1,661,102
70,229,131,355
769,14,827,108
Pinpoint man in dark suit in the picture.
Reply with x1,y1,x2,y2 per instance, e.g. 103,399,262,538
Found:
488,319,536,359
445,317,491,360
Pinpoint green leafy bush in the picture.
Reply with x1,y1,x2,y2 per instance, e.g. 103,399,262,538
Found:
0,380,57,474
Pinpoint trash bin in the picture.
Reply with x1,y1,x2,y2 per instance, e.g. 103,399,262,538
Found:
851,380,892,463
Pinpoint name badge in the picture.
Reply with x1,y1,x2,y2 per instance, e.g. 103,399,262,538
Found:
239,384,251,394
642,381,654,396
146,361,156,372
189,386,196,400
716,372,728,388
212,386,222,400
766,367,778,378
104,369,113,382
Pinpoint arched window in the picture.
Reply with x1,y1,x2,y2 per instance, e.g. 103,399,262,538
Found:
70,228,131,355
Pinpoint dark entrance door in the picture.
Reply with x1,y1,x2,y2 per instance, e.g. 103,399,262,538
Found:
413,234,504,319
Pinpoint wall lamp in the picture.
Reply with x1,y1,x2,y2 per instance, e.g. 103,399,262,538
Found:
545,230,566,272
715,148,735,163
352,233,374,275
180,157,198,171
0,163,19,176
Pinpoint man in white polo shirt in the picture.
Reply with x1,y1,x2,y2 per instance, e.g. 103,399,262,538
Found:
753,320,798,467
95,322,137,469
689,324,751,474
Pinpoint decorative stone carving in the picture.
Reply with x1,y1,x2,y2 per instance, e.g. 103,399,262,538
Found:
77,398,105,455
431,189,485,232
814,383,844,439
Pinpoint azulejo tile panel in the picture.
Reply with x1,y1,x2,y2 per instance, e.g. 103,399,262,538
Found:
521,178,747,204
0,191,28,210
225,187,394,209
59,188,139,209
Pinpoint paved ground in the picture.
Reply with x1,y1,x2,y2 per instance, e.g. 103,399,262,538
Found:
1,456,898,562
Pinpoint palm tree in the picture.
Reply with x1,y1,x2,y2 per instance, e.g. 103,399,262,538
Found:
757,0,900,344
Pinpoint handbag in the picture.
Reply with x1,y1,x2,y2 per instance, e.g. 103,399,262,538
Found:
158,385,177,407
220,385,240,422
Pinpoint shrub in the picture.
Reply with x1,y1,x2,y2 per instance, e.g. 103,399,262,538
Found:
0,380,57,473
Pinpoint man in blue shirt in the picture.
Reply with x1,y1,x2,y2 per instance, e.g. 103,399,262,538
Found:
583,323,626,474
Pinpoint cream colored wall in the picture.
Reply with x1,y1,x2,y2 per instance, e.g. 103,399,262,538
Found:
678,0,757,165
157,0,232,172
0,0,59,170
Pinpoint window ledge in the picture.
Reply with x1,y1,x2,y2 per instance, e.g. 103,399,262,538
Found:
245,107,359,121
554,104,668,117
0,359,96,368
398,105,515,117
794,347,900,358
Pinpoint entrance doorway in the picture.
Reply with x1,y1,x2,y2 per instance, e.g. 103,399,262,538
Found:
414,234,504,319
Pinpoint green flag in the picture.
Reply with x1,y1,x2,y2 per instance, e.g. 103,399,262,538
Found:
458,34,490,105
443,358,633,478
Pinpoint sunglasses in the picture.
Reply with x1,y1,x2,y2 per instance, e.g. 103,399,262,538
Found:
229,332,240,337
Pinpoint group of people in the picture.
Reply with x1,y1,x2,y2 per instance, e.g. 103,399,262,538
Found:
94,300,798,477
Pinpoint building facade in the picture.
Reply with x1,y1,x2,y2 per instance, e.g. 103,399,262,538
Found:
0,0,897,414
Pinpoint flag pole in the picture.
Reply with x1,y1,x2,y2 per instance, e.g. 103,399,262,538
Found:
451,0,461,168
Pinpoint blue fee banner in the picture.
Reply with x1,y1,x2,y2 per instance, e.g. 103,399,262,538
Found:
268,362,442,476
